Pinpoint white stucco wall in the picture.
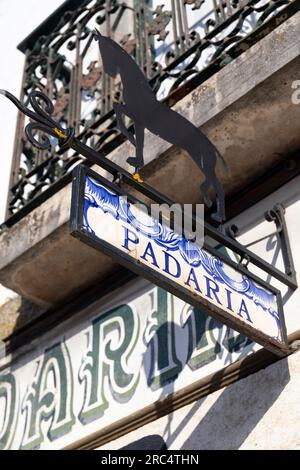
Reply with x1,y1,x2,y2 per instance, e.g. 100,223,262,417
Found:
98,351,300,450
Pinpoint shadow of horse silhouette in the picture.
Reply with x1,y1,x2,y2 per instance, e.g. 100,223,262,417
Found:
94,29,228,223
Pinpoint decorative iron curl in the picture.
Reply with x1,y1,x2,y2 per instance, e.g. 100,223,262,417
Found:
0,89,71,150
29,90,55,122
25,122,61,150
265,204,284,232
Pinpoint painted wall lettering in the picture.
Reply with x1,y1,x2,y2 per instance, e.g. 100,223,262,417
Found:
0,374,17,450
0,284,254,450
182,306,222,370
144,289,182,389
21,342,75,450
79,304,139,424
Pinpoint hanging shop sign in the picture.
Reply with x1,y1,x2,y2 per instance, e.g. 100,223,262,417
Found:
0,31,293,360
70,165,288,356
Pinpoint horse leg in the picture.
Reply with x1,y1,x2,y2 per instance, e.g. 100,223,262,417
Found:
113,102,136,147
190,147,225,222
200,178,213,208
211,174,226,223
188,148,214,209
127,123,145,170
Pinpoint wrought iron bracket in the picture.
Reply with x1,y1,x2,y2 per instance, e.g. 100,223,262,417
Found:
0,89,298,291
227,203,297,290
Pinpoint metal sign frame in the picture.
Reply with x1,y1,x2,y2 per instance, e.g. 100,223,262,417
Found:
70,164,288,356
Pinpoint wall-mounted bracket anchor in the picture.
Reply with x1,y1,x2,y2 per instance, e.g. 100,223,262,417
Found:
227,203,297,290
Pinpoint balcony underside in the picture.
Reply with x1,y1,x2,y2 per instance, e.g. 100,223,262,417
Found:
0,12,300,307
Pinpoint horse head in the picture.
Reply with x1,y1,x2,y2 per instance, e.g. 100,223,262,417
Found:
94,29,119,79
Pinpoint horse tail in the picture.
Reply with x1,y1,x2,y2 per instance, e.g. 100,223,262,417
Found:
215,148,229,174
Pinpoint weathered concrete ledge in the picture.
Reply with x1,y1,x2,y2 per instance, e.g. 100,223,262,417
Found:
0,11,300,307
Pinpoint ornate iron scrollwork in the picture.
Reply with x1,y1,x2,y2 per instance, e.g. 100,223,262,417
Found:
0,89,70,150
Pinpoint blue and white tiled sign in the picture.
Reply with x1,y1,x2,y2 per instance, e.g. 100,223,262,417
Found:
82,175,284,349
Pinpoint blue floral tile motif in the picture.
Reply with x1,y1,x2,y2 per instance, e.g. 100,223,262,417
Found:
84,175,281,339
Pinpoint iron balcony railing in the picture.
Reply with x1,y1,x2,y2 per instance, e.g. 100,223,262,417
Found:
4,0,298,226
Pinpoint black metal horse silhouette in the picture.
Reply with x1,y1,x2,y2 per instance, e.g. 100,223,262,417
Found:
94,30,228,222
